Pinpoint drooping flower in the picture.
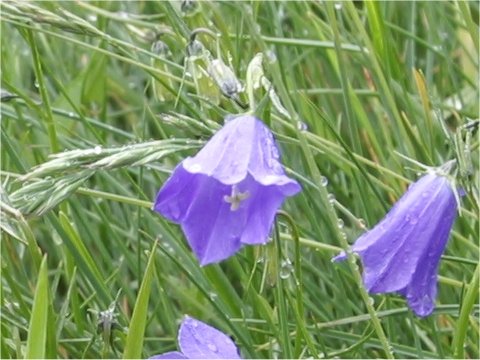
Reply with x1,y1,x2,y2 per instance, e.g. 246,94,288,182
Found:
149,316,241,359
333,171,459,317
153,115,301,265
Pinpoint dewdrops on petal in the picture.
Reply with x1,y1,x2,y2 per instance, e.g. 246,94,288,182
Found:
333,171,460,317
153,115,301,265
149,316,241,359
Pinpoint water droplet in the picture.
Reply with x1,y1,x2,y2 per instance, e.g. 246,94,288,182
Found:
280,259,293,279
209,292,218,301
358,218,367,229
266,49,277,63
256,256,264,264
320,176,328,187
87,14,97,22
334,2,343,10
94,145,102,154
337,218,344,229
296,120,308,131
34,80,39,88
368,297,375,306
207,343,218,352
388,345,395,355
68,112,75,118
327,193,335,204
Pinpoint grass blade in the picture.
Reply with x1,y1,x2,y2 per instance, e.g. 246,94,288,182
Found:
25,255,49,359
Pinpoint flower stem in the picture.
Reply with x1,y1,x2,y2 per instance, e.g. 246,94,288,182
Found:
242,5,394,357
452,262,479,359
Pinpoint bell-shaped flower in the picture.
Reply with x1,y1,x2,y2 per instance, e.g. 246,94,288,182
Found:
333,172,459,317
153,115,301,265
149,316,241,359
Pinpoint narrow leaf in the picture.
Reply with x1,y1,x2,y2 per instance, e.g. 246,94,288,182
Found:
123,241,157,359
25,256,49,359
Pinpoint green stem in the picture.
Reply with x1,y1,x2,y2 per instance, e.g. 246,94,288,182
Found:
76,187,153,209
26,29,59,153
452,263,479,358
277,211,318,358
243,5,394,358
273,220,292,358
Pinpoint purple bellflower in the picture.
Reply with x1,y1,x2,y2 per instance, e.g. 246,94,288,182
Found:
334,171,459,317
149,316,241,359
153,115,301,265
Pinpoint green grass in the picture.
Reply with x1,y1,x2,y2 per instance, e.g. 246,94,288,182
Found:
1,1,478,359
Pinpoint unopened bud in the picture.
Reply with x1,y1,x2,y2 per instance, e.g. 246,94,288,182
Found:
207,59,243,98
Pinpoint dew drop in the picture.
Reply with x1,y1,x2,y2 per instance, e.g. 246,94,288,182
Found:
320,176,328,187
68,112,75,118
209,292,218,301
34,80,39,88
207,343,218,352
334,2,343,10
94,145,102,154
337,218,344,229
388,345,395,356
266,49,277,64
296,120,308,131
368,297,375,306
87,14,97,22
279,259,293,279
327,193,336,204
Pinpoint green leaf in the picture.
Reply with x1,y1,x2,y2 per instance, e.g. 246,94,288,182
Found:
25,256,49,359
123,241,157,359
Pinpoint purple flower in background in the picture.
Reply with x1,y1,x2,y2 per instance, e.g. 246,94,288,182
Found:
149,316,241,359
153,115,301,265
334,172,459,317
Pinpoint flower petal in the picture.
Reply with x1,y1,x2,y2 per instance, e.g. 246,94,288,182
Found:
149,351,187,359
238,176,288,245
183,116,255,184
248,116,301,194
333,173,458,317
362,174,456,293
181,175,247,265
400,182,457,316
153,164,202,223
178,316,241,359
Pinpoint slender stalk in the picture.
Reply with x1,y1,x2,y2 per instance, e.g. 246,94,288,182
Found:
452,263,479,359
26,29,59,153
273,220,292,358
244,5,394,358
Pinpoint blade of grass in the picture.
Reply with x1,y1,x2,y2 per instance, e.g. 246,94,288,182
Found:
123,241,157,359
25,255,49,359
